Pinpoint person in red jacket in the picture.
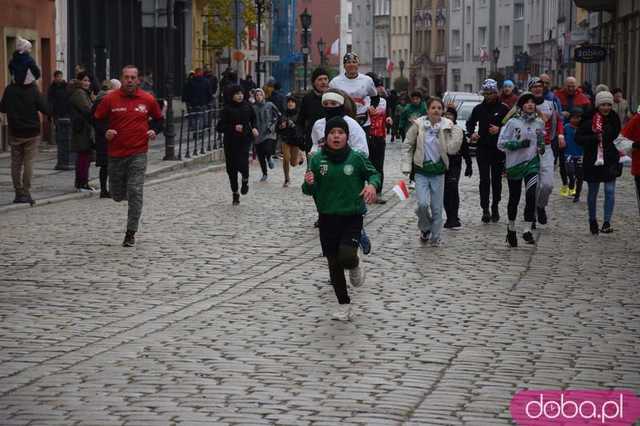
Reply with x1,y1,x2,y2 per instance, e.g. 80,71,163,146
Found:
499,80,518,109
94,65,163,247
621,113,640,215
555,77,592,120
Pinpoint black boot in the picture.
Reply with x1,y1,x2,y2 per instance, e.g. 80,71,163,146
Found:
537,207,547,225
232,192,240,205
240,179,249,195
122,230,136,247
506,230,518,247
589,220,599,235
491,205,500,223
481,208,491,223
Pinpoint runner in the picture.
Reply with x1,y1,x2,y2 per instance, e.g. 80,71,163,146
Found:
403,97,464,247
366,74,393,204
276,96,303,187
94,65,163,247
443,107,473,229
497,93,545,247
528,77,565,225
302,116,380,321
399,91,427,189
311,90,368,155
252,88,281,182
466,79,510,223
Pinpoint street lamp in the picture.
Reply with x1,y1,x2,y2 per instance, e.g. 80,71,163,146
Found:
492,47,501,72
399,59,405,78
300,8,312,91
317,37,325,66
255,0,268,88
163,0,177,161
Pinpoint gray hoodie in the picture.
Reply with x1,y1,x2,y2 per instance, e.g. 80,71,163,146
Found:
252,100,280,144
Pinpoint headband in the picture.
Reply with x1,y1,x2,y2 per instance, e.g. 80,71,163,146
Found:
322,92,345,105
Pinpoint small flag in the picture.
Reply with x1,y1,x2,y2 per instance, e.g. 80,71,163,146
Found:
392,180,410,200
330,38,340,56
386,59,394,75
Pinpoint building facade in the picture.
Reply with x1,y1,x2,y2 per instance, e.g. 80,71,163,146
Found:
373,0,391,83
339,0,353,74
412,0,448,96
390,0,412,88
351,0,374,74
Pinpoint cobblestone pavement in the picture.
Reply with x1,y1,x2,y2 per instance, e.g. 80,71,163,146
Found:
0,143,639,425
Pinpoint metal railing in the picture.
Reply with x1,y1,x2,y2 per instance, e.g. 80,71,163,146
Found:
177,105,222,160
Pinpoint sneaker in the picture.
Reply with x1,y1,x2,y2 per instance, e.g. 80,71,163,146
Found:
451,219,462,229
13,194,30,204
359,230,372,255
537,207,548,225
232,192,240,205
78,185,97,193
491,206,500,223
375,198,387,204
419,230,431,242
589,220,599,235
332,304,351,321
430,238,443,247
522,230,535,244
122,230,136,247
100,191,111,199
600,222,613,234
573,195,580,203
241,180,249,195
349,265,365,288
559,185,570,197
481,208,491,223
408,180,416,190
260,174,268,182
283,180,290,188
506,230,518,247
443,221,454,229
267,158,275,169
568,187,577,197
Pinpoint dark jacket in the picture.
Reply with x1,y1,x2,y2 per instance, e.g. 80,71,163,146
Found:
0,83,49,138
296,90,325,148
216,99,257,149
48,81,70,118
269,89,286,113
8,51,41,85
575,111,622,183
466,99,510,149
276,107,299,145
68,82,95,152
183,75,213,108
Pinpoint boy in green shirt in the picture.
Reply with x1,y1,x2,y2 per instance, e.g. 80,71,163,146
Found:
302,117,381,321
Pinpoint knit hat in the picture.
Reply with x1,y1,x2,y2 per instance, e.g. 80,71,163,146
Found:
517,92,536,109
595,91,614,107
569,107,583,117
481,79,498,93
595,84,610,95
324,116,350,140
311,67,329,83
16,37,32,53
343,52,359,64
502,80,515,88
322,92,345,105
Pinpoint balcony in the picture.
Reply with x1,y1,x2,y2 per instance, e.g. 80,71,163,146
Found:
572,0,616,12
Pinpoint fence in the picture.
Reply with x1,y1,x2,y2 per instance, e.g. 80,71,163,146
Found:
177,105,222,160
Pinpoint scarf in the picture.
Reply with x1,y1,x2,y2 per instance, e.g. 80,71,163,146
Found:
325,105,346,120
592,112,605,166
322,144,351,163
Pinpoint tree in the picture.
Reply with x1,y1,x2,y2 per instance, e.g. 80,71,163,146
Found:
206,0,257,51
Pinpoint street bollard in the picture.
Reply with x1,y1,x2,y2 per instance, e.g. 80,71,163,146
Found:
54,118,75,170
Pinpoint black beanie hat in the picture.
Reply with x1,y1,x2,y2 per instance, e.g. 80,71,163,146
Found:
311,67,329,84
324,116,350,140
517,92,537,109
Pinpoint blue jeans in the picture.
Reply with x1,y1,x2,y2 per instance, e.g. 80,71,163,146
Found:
415,173,445,241
587,180,616,223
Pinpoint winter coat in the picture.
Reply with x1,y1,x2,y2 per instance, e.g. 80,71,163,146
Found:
276,108,299,145
252,100,280,144
216,100,257,150
269,90,286,113
497,114,545,179
183,76,213,108
466,100,510,149
8,51,40,85
296,90,325,143
403,116,464,173
0,83,49,138
48,81,70,118
575,111,622,183
69,83,95,152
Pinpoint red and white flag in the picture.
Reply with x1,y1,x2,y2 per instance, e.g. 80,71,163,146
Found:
330,39,340,56
392,180,410,201
386,59,394,75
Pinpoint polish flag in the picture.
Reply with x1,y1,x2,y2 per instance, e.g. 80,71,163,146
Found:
392,180,410,200
330,39,340,56
386,59,394,75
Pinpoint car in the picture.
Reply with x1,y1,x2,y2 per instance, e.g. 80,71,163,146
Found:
455,100,481,156
443,91,483,108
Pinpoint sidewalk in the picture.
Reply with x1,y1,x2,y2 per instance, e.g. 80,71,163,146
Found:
0,134,224,210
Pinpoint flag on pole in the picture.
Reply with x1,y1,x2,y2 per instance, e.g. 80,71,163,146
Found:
330,38,340,56
392,180,410,200
386,59,394,75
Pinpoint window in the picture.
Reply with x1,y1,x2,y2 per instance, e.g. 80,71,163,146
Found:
503,25,510,47
437,29,445,53
478,26,487,47
405,16,409,33
347,44,352,53
393,17,396,33
466,6,471,24
514,3,524,20
452,29,461,49
466,43,471,60
477,68,487,89
453,0,461,9
348,14,353,30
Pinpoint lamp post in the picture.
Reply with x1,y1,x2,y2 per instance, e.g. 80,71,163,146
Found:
399,59,405,78
492,47,501,73
163,0,177,161
317,37,325,67
255,0,267,87
300,8,312,91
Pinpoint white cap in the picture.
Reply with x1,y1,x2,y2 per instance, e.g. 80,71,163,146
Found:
16,37,32,53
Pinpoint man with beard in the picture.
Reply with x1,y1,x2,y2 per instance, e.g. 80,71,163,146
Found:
466,79,510,223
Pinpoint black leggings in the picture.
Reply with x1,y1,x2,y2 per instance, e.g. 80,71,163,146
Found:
476,146,505,209
99,165,108,192
565,156,584,197
256,139,275,175
507,174,538,223
554,145,568,186
224,142,249,193
444,156,462,222
367,136,386,193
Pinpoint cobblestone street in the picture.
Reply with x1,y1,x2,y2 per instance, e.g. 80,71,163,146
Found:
1,144,639,425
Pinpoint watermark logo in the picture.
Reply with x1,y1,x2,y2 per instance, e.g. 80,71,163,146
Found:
511,390,640,425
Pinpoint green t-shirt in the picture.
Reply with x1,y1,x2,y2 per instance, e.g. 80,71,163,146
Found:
302,149,382,215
